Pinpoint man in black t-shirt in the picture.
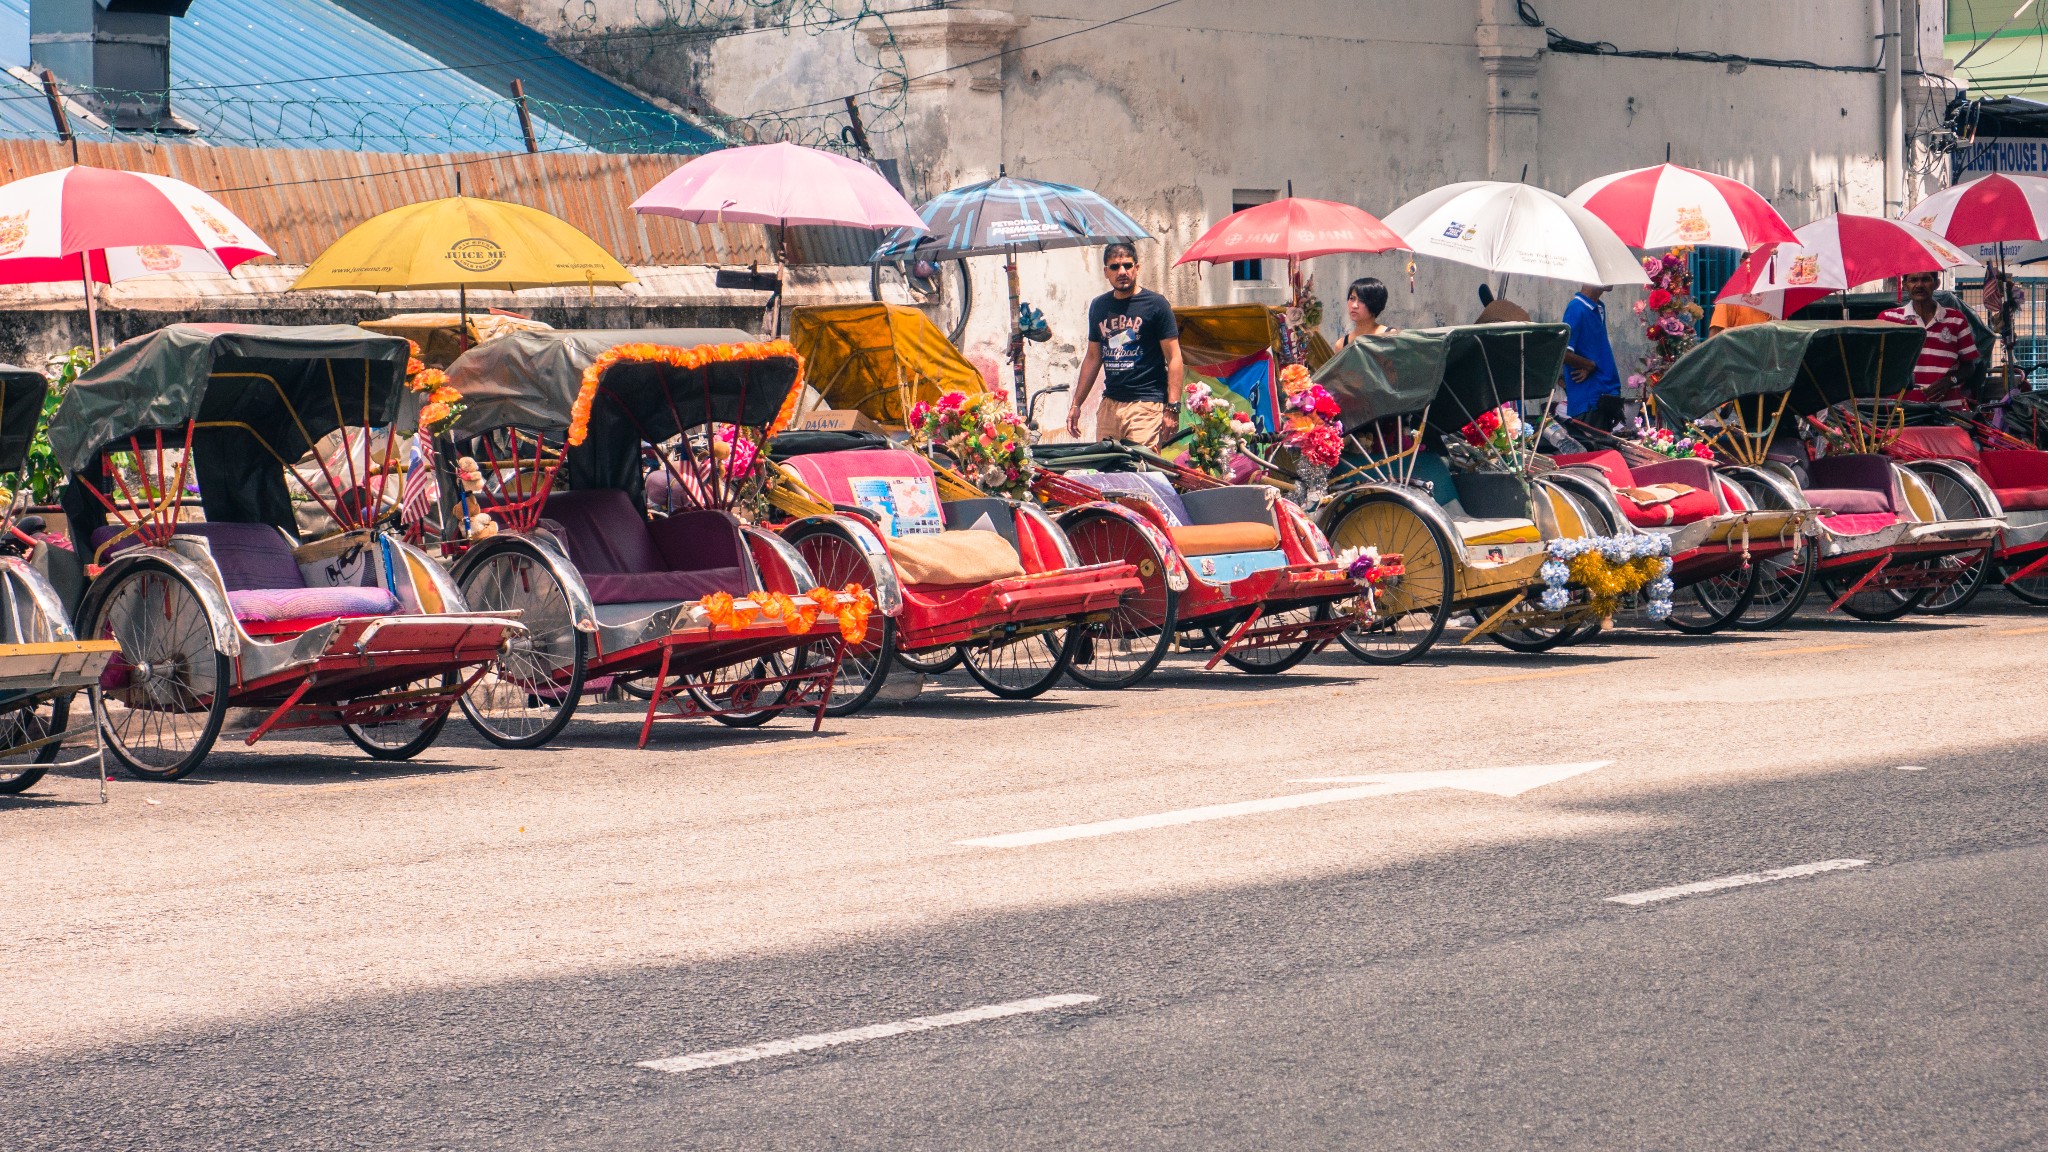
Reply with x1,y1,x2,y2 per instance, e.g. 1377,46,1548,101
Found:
1067,242,1182,449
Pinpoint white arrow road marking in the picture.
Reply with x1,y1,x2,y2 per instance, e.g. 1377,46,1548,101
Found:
957,761,1611,848
1607,858,1871,907
637,995,1100,1073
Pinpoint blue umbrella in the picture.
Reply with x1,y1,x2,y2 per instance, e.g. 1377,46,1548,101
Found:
873,175,1151,409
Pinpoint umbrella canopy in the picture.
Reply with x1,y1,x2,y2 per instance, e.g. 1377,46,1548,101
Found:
1902,172,2048,247
1714,213,1979,318
1174,197,1406,265
293,195,634,293
1382,181,1650,286
872,175,1149,261
1567,164,1796,251
0,165,273,285
631,141,926,232
1654,320,1923,422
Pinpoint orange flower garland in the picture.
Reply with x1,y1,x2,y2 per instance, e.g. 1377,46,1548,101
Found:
572,339,806,448
697,585,874,642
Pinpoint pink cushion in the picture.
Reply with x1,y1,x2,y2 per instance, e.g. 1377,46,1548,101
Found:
1618,486,1722,527
1818,512,1898,536
1554,449,1634,487
1979,449,2048,491
781,449,938,509
1892,426,1981,464
228,585,399,623
1802,487,1893,515
1995,487,2048,513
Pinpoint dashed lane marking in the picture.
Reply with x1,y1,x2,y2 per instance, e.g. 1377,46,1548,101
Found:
1607,858,1871,907
637,994,1100,1073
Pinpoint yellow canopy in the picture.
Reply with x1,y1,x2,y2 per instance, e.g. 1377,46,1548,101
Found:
1174,303,1333,371
292,195,634,293
789,302,988,429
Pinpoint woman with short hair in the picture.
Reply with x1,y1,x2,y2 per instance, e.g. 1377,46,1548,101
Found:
1336,277,1395,350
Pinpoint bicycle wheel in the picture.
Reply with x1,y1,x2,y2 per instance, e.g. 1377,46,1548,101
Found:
343,674,454,760
687,650,806,728
1664,561,1759,634
1206,602,1333,674
0,695,65,795
1327,494,1453,665
88,561,229,782
896,646,964,675
789,526,895,716
1062,511,1176,688
455,541,587,748
962,628,1074,699
1910,468,1996,614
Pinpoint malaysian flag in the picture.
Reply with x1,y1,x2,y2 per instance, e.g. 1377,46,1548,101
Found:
401,431,438,537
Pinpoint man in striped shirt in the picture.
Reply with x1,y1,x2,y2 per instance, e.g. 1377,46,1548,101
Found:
1878,271,1980,409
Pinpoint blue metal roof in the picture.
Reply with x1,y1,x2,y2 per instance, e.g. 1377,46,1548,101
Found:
0,0,720,154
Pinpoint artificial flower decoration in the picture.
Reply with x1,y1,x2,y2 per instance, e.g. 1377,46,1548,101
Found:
910,390,1030,498
1640,425,1717,461
1180,380,1245,477
1279,362,1344,468
1632,247,1704,402
1459,403,1525,458
574,339,806,449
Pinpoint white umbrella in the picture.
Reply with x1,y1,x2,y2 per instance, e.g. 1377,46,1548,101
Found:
1382,181,1650,287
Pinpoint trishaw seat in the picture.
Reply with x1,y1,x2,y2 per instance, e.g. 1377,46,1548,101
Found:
1978,450,2048,512
1804,455,1898,517
540,489,749,606
89,522,402,626
1451,517,1541,546
1892,426,1982,463
1553,449,1724,528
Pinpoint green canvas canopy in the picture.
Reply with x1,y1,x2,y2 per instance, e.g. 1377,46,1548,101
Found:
51,324,411,535
1652,320,1924,423
1313,322,1571,433
0,365,47,478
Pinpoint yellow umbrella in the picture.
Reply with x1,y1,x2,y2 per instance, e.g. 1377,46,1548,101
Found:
292,194,634,327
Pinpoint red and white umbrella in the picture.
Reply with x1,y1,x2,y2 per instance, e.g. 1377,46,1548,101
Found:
1173,197,1406,265
1714,213,1979,318
1901,172,2048,248
0,165,272,348
1568,163,1796,251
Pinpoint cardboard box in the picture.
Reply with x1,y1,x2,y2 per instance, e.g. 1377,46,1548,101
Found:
795,408,893,436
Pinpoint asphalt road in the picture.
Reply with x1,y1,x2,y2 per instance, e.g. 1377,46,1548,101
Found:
5,594,2046,1150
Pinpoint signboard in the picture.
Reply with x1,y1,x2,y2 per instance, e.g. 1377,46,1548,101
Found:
1954,136,2048,178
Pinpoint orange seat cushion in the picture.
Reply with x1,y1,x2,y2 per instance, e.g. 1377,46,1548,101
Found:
1167,522,1282,557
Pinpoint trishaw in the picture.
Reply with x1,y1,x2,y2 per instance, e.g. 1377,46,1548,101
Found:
1312,323,1636,662
1871,407,2048,611
1649,320,2006,623
434,329,871,748
1538,426,1818,634
52,325,523,780
1028,440,1359,683
0,364,117,796
788,302,989,428
764,433,1141,708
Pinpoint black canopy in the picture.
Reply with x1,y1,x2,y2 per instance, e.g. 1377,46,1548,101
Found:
0,365,48,478
1313,322,1572,434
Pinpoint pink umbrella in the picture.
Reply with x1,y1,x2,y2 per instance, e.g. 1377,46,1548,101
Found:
1173,197,1406,265
1568,163,1796,251
1715,213,1978,318
1902,172,2048,246
631,141,927,232
0,165,273,349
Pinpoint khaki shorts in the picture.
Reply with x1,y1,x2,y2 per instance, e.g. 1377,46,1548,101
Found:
1095,398,1173,450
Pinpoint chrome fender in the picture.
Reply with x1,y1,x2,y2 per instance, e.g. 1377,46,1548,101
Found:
1902,458,2007,520
82,544,242,659
451,530,599,633
1534,470,1631,538
740,524,821,590
1053,501,1190,592
385,534,472,614
784,514,905,616
0,555,77,642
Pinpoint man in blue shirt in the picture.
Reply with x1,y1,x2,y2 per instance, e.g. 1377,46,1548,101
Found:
1560,285,1620,417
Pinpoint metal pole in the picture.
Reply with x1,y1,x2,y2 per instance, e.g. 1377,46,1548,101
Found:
80,251,99,353
1006,256,1025,410
1883,0,1905,217
511,79,539,155
40,70,74,160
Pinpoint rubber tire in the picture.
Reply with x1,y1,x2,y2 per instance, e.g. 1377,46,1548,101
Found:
2003,559,2048,605
962,628,1075,699
1206,602,1333,674
1910,469,1996,615
455,540,588,749
343,677,453,761
1062,511,1177,689
1663,562,1760,635
896,646,964,675
1822,571,1930,621
688,650,807,728
0,696,66,795
1326,494,1454,666
788,526,896,717
88,560,230,782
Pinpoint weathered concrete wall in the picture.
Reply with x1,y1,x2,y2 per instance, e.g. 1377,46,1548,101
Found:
482,1,1938,423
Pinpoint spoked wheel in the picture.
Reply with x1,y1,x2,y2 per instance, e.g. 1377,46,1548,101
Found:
1063,512,1176,688
456,542,588,749
1327,494,1454,664
1731,478,1816,631
1663,562,1760,634
2003,557,2048,605
1203,602,1334,674
0,695,66,795
89,561,231,782
1490,599,1583,653
896,646,964,675
687,650,807,728
961,627,1074,699
790,527,896,716
1910,469,1996,614
343,674,454,761
1822,565,1930,622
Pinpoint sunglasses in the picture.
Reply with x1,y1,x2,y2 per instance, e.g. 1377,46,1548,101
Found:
1106,262,1136,271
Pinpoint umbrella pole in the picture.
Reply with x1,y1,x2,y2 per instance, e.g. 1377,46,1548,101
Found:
458,285,468,352
1006,255,1025,410
79,250,99,353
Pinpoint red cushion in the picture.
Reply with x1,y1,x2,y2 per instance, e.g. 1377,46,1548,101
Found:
1617,486,1722,527
1979,449,2048,491
1995,487,2048,513
1553,449,1634,487
1892,426,1981,464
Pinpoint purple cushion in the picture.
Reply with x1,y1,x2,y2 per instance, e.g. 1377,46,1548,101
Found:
227,586,398,623
1806,455,1896,505
648,509,745,573
1802,487,1894,515
88,522,304,591
582,569,747,606
542,489,663,574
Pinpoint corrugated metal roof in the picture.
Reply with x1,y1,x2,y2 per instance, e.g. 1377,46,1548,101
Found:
0,0,718,154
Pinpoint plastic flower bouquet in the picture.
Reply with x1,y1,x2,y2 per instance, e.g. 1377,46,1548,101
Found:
910,390,1031,498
